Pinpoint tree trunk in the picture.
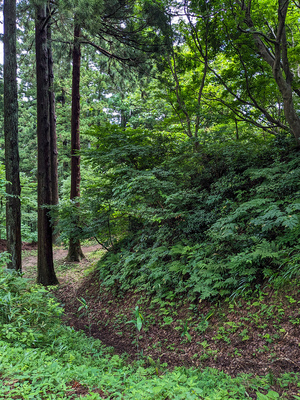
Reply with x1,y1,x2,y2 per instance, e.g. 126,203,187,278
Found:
47,8,59,241
67,22,84,262
242,0,300,144
35,4,58,285
3,0,22,271
47,10,59,208
278,80,300,143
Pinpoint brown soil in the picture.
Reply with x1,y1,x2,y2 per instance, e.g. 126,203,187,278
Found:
0,239,38,252
21,244,102,282
20,245,300,399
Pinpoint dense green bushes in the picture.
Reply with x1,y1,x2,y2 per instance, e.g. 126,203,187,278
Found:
63,127,300,301
0,167,37,243
0,269,63,347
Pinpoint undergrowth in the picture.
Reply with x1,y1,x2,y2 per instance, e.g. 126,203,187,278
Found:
0,267,286,399
83,134,300,301
14,131,300,399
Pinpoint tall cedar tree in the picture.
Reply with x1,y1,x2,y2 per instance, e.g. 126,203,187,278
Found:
4,0,22,270
47,8,59,244
64,1,171,258
67,22,84,261
35,3,58,285
47,9,59,210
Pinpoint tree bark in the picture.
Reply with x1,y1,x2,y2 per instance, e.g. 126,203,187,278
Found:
242,0,300,144
35,4,58,285
4,0,22,271
47,9,59,208
67,22,84,262
47,8,59,242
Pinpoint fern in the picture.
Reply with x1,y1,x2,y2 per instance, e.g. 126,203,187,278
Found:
88,136,300,301
210,198,272,233
276,214,299,229
251,240,281,261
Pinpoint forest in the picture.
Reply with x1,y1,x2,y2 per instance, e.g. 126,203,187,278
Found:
1,0,300,398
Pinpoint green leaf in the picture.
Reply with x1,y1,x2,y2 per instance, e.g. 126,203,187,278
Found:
256,390,279,400
136,316,143,332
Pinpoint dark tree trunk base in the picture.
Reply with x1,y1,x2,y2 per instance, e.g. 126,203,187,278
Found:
67,238,85,262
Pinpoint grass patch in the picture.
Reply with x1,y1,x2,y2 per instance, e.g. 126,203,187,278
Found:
0,336,281,400
0,266,295,399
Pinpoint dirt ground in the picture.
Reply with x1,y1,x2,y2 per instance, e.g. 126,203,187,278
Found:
5,242,300,399
0,239,38,252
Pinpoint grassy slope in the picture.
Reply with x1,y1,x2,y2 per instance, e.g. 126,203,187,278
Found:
56,261,300,399
0,247,297,399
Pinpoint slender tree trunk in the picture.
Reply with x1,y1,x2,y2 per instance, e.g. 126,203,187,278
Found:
47,10,59,208
235,119,239,140
67,22,84,262
35,4,58,285
47,9,59,241
4,0,22,271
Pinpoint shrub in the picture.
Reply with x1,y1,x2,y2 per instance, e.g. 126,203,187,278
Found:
0,268,63,347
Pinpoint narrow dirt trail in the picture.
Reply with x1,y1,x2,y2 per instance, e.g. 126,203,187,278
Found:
22,244,103,289
22,245,102,268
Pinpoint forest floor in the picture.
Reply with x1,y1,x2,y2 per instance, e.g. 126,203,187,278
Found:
18,243,300,399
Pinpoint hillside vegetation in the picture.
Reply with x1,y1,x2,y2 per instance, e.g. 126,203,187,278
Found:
2,0,300,397
57,131,300,302
1,136,299,398
1,245,300,400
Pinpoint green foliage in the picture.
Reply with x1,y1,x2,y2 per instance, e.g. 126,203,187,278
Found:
0,337,274,399
20,172,38,242
77,128,300,301
0,252,11,268
256,390,280,400
8,0,300,247
77,296,92,335
0,268,63,347
126,305,144,356
0,164,6,197
181,320,192,342
0,271,282,399
127,305,144,332
54,125,183,246
0,165,37,242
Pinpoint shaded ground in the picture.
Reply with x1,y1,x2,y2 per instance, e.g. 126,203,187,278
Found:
20,245,300,399
21,243,102,284
0,239,37,252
